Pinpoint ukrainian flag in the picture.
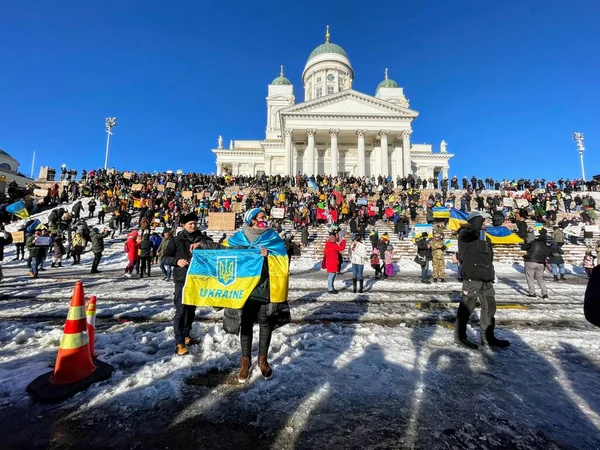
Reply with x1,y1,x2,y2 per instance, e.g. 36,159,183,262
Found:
6,200,29,219
432,206,451,219
448,208,468,231
183,228,289,308
307,178,319,192
485,226,523,244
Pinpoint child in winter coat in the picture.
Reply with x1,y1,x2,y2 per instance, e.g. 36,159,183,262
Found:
384,246,394,277
71,233,84,265
583,250,596,278
370,248,383,279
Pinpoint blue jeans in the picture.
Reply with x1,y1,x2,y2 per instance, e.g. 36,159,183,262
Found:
421,261,429,280
551,263,565,275
351,264,364,280
31,257,38,275
328,272,337,291
160,260,172,279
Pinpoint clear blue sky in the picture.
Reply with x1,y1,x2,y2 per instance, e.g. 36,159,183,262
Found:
1,1,598,180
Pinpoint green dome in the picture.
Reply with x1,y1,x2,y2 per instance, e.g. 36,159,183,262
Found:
307,42,348,62
377,78,398,89
271,75,291,85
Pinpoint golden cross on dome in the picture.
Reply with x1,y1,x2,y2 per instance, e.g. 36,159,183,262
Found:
325,25,330,43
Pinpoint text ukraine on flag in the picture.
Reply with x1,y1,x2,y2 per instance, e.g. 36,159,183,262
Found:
182,249,265,308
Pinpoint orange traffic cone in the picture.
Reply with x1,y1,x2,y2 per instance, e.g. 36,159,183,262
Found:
51,281,96,385
27,282,113,402
86,295,98,358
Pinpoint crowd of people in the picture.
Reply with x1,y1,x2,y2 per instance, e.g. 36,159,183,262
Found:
1,168,600,378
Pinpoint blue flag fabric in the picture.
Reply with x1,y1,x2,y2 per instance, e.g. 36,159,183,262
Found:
183,248,264,308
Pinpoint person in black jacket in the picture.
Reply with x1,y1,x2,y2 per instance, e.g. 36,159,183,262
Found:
89,227,111,274
162,212,217,356
0,228,13,282
139,234,153,278
455,211,509,349
521,228,552,298
415,232,431,283
584,266,600,328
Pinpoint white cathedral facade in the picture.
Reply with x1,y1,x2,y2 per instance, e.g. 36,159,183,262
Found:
213,28,452,180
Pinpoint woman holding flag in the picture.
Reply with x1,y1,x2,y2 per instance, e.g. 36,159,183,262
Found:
222,208,291,383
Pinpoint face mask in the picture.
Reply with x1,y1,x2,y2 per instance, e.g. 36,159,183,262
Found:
256,221,269,229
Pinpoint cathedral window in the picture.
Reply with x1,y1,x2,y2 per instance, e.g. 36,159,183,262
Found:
316,87,322,98
327,85,334,95
316,77,322,83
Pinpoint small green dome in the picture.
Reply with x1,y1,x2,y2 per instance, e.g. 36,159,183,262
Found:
377,68,398,90
377,78,398,89
307,42,348,62
272,75,291,85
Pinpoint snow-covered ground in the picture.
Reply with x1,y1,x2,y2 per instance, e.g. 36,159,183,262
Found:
1,202,600,449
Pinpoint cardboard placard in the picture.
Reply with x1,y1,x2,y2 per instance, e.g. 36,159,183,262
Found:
166,182,176,189
33,189,49,197
11,231,25,244
502,198,514,208
131,184,144,192
357,198,368,206
231,202,243,213
123,172,133,180
208,212,236,230
195,192,205,199
515,198,529,208
271,207,285,219
156,184,165,192
413,224,433,238
181,191,193,199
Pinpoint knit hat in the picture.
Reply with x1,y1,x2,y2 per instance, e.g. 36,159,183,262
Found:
244,208,263,225
180,212,198,225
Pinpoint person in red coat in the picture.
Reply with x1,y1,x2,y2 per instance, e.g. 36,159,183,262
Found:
324,232,346,294
124,230,140,278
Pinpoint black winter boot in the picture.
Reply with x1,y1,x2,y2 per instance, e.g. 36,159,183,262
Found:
352,278,357,293
560,274,566,281
359,279,364,293
481,318,510,348
454,303,478,350
553,275,559,282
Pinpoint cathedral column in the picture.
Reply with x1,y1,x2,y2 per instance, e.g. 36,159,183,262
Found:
357,130,366,177
442,166,449,179
248,162,256,176
216,161,223,176
306,129,316,176
264,156,272,176
284,128,293,176
379,130,389,176
330,129,339,175
232,162,240,176
394,139,402,178
402,129,412,177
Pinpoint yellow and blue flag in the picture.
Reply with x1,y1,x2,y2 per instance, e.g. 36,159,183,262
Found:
432,206,450,219
6,200,29,219
183,228,289,308
183,248,265,308
448,208,468,231
485,226,523,245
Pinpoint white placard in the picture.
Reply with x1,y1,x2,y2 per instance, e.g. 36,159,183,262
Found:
271,207,285,219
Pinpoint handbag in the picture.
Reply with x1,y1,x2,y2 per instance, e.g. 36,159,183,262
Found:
321,255,327,270
414,255,426,266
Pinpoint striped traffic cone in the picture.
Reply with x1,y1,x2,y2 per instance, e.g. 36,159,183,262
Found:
86,295,98,358
50,281,96,385
27,281,113,402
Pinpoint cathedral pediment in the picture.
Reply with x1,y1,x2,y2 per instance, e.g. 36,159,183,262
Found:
281,90,419,118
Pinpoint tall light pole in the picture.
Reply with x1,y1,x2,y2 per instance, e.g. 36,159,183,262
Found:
104,117,117,170
573,132,586,185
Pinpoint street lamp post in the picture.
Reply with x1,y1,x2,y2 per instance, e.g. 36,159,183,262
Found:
573,132,586,187
104,117,117,170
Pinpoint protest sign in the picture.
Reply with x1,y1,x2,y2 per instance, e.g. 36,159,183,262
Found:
208,213,236,230
34,236,52,246
11,231,25,244
181,191,193,199
231,202,243,213
123,172,133,180
156,184,165,192
413,224,433,238
515,198,529,208
131,184,144,192
357,198,368,206
502,198,514,208
271,207,285,219
33,189,49,197
166,182,176,189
